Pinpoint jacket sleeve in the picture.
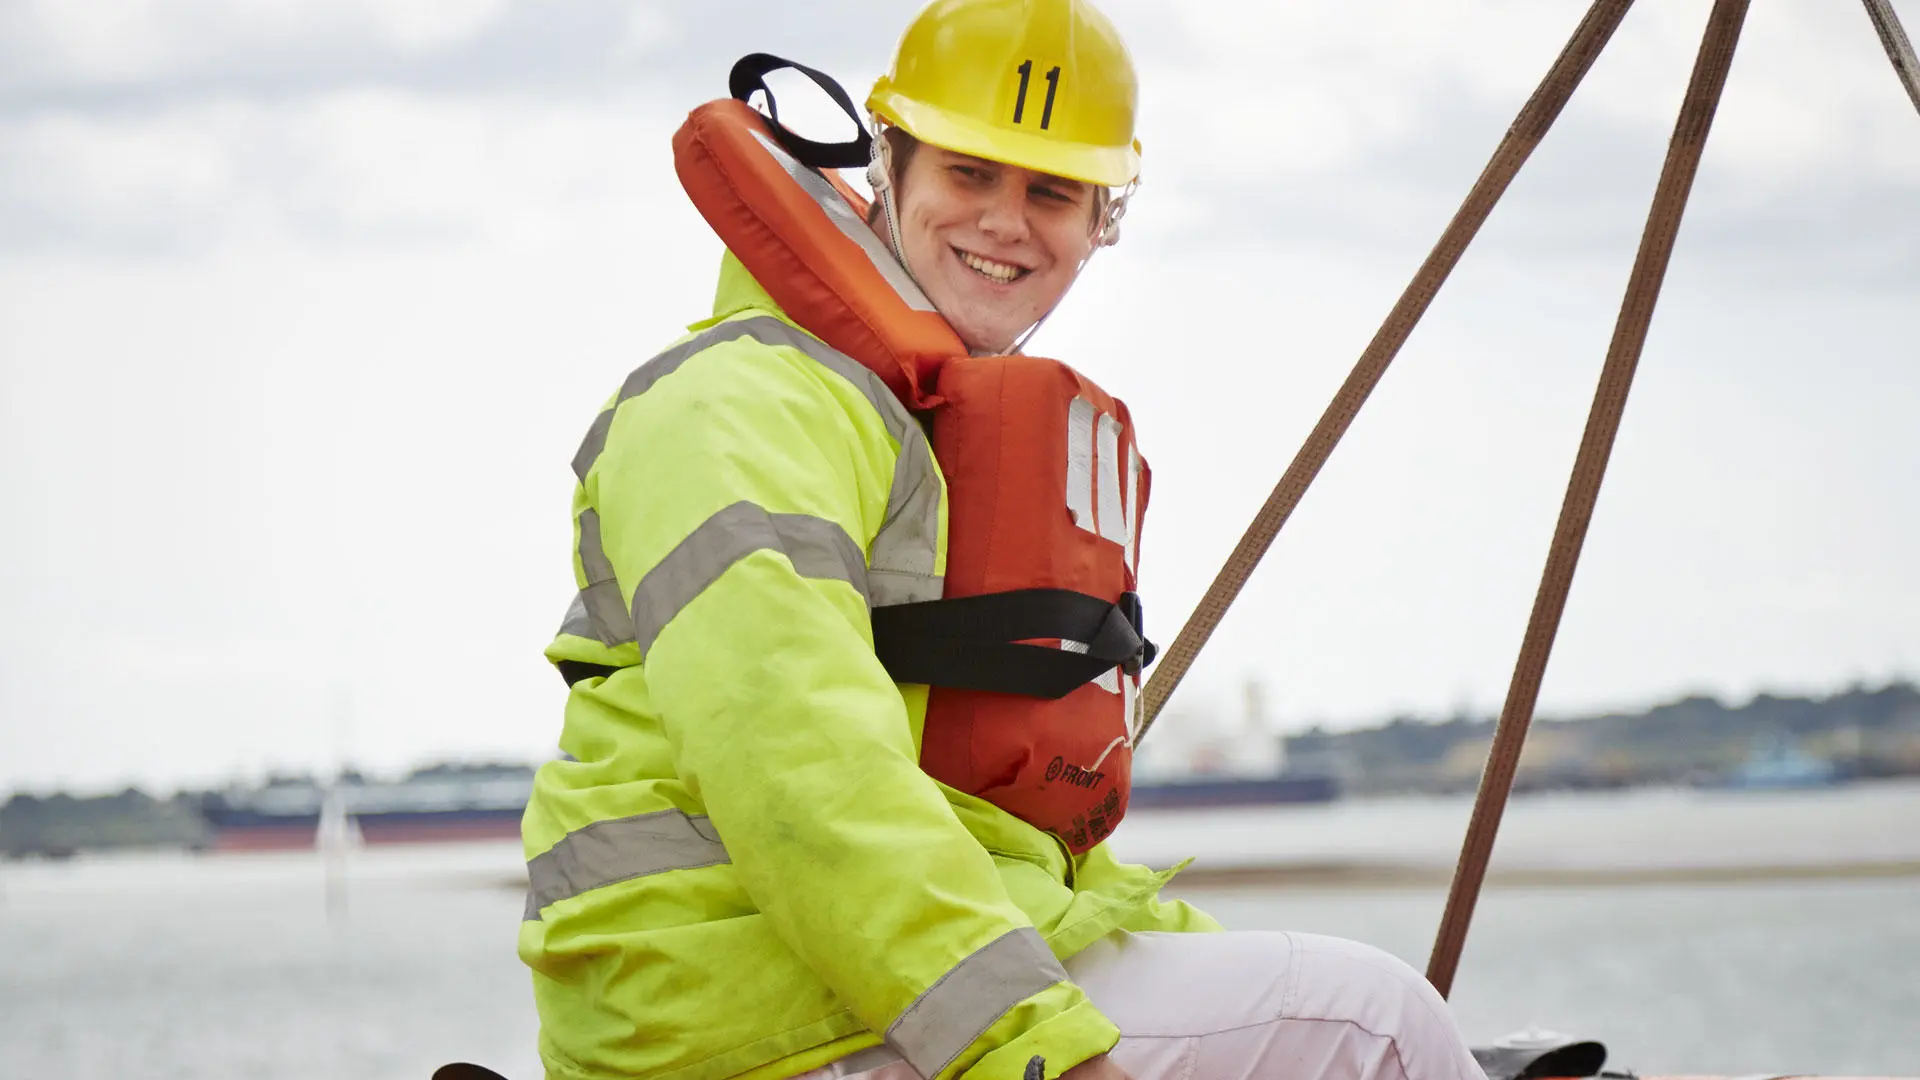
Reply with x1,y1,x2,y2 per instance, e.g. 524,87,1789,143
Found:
587,330,1119,1080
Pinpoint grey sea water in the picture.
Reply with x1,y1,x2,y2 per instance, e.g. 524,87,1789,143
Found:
3,783,1917,1080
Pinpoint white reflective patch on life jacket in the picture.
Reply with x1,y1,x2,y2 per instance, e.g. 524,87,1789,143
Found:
1060,639,1122,696
1095,411,1127,548
1066,397,1097,532
1062,397,1137,700
1125,443,1142,574
1067,398,1140,569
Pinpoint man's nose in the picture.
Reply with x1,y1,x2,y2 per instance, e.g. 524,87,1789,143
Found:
977,182,1032,244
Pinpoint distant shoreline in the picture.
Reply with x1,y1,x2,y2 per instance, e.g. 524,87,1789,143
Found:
1159,857,1920,890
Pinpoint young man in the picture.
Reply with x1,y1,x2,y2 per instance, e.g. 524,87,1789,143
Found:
521,4,1490,1080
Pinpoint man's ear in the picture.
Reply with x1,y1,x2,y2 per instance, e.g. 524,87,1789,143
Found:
1095,197,1126,248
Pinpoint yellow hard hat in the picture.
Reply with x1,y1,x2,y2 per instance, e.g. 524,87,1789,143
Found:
867,0,1141,188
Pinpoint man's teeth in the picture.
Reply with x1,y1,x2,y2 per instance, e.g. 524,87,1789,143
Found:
958,250,1025,284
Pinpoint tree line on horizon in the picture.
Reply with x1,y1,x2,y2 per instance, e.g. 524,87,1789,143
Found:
1284,679,1920,794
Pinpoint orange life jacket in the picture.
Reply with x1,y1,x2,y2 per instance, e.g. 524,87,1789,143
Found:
669,55,1155,854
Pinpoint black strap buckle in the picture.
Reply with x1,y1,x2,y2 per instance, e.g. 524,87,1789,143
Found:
1115,591,1157,676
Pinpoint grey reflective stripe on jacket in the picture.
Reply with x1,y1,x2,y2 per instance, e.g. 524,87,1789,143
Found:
525,813,1069,1080
560,316,792,649
557,591,594,641
887,928,1070,1080
703,318,943,608
555,313,944,650
573,509,630,649
631,501,868,656
523,808,728,920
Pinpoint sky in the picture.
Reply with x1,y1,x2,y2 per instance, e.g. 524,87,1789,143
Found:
2,0,1917,794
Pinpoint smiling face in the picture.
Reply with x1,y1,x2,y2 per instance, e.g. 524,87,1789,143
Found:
885,142,1100,354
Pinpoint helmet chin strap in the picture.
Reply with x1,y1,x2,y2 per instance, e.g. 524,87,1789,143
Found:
1010,177,1132,356
866,124,922,296
1007,255,1088,356
867,120,1135,357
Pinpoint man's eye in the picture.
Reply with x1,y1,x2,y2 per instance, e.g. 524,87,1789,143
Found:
953,165,990,181
1032,186,1075,203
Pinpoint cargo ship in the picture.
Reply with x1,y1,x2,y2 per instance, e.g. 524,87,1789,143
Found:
1126,679,1344,809
197,764,533,851
1127,769,1341,810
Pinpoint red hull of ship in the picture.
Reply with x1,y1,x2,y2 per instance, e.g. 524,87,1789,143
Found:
210,824,319,852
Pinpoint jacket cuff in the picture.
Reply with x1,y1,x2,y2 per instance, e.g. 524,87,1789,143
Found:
953,993,1120,1080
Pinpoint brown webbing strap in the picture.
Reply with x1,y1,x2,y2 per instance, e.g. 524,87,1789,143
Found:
1424,0,1753,1001
1134,0,1638,742
1862,0,1920,116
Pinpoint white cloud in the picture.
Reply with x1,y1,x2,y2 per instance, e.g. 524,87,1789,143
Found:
11,0,511,87
616,5,682,61
1125,0,1920,195
2,86,698,252
1,108,241,242
358,0,513,52
285,90,507,237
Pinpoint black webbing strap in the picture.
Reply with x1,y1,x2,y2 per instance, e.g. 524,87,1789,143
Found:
556,589,1158,700
728,53,873,170
872,589,1157,700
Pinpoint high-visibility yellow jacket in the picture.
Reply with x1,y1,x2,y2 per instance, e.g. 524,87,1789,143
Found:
519,252,1220,1080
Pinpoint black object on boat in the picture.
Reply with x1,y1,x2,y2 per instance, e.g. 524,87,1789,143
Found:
1471,1030,1608,1080
432,1064,511,1080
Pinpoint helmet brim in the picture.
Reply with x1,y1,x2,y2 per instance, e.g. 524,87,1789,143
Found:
870,89,1141,188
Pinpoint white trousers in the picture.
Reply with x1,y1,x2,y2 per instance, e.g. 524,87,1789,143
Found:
802,931,1488,1080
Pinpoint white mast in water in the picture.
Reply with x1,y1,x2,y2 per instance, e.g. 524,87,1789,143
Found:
318,680,360,919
